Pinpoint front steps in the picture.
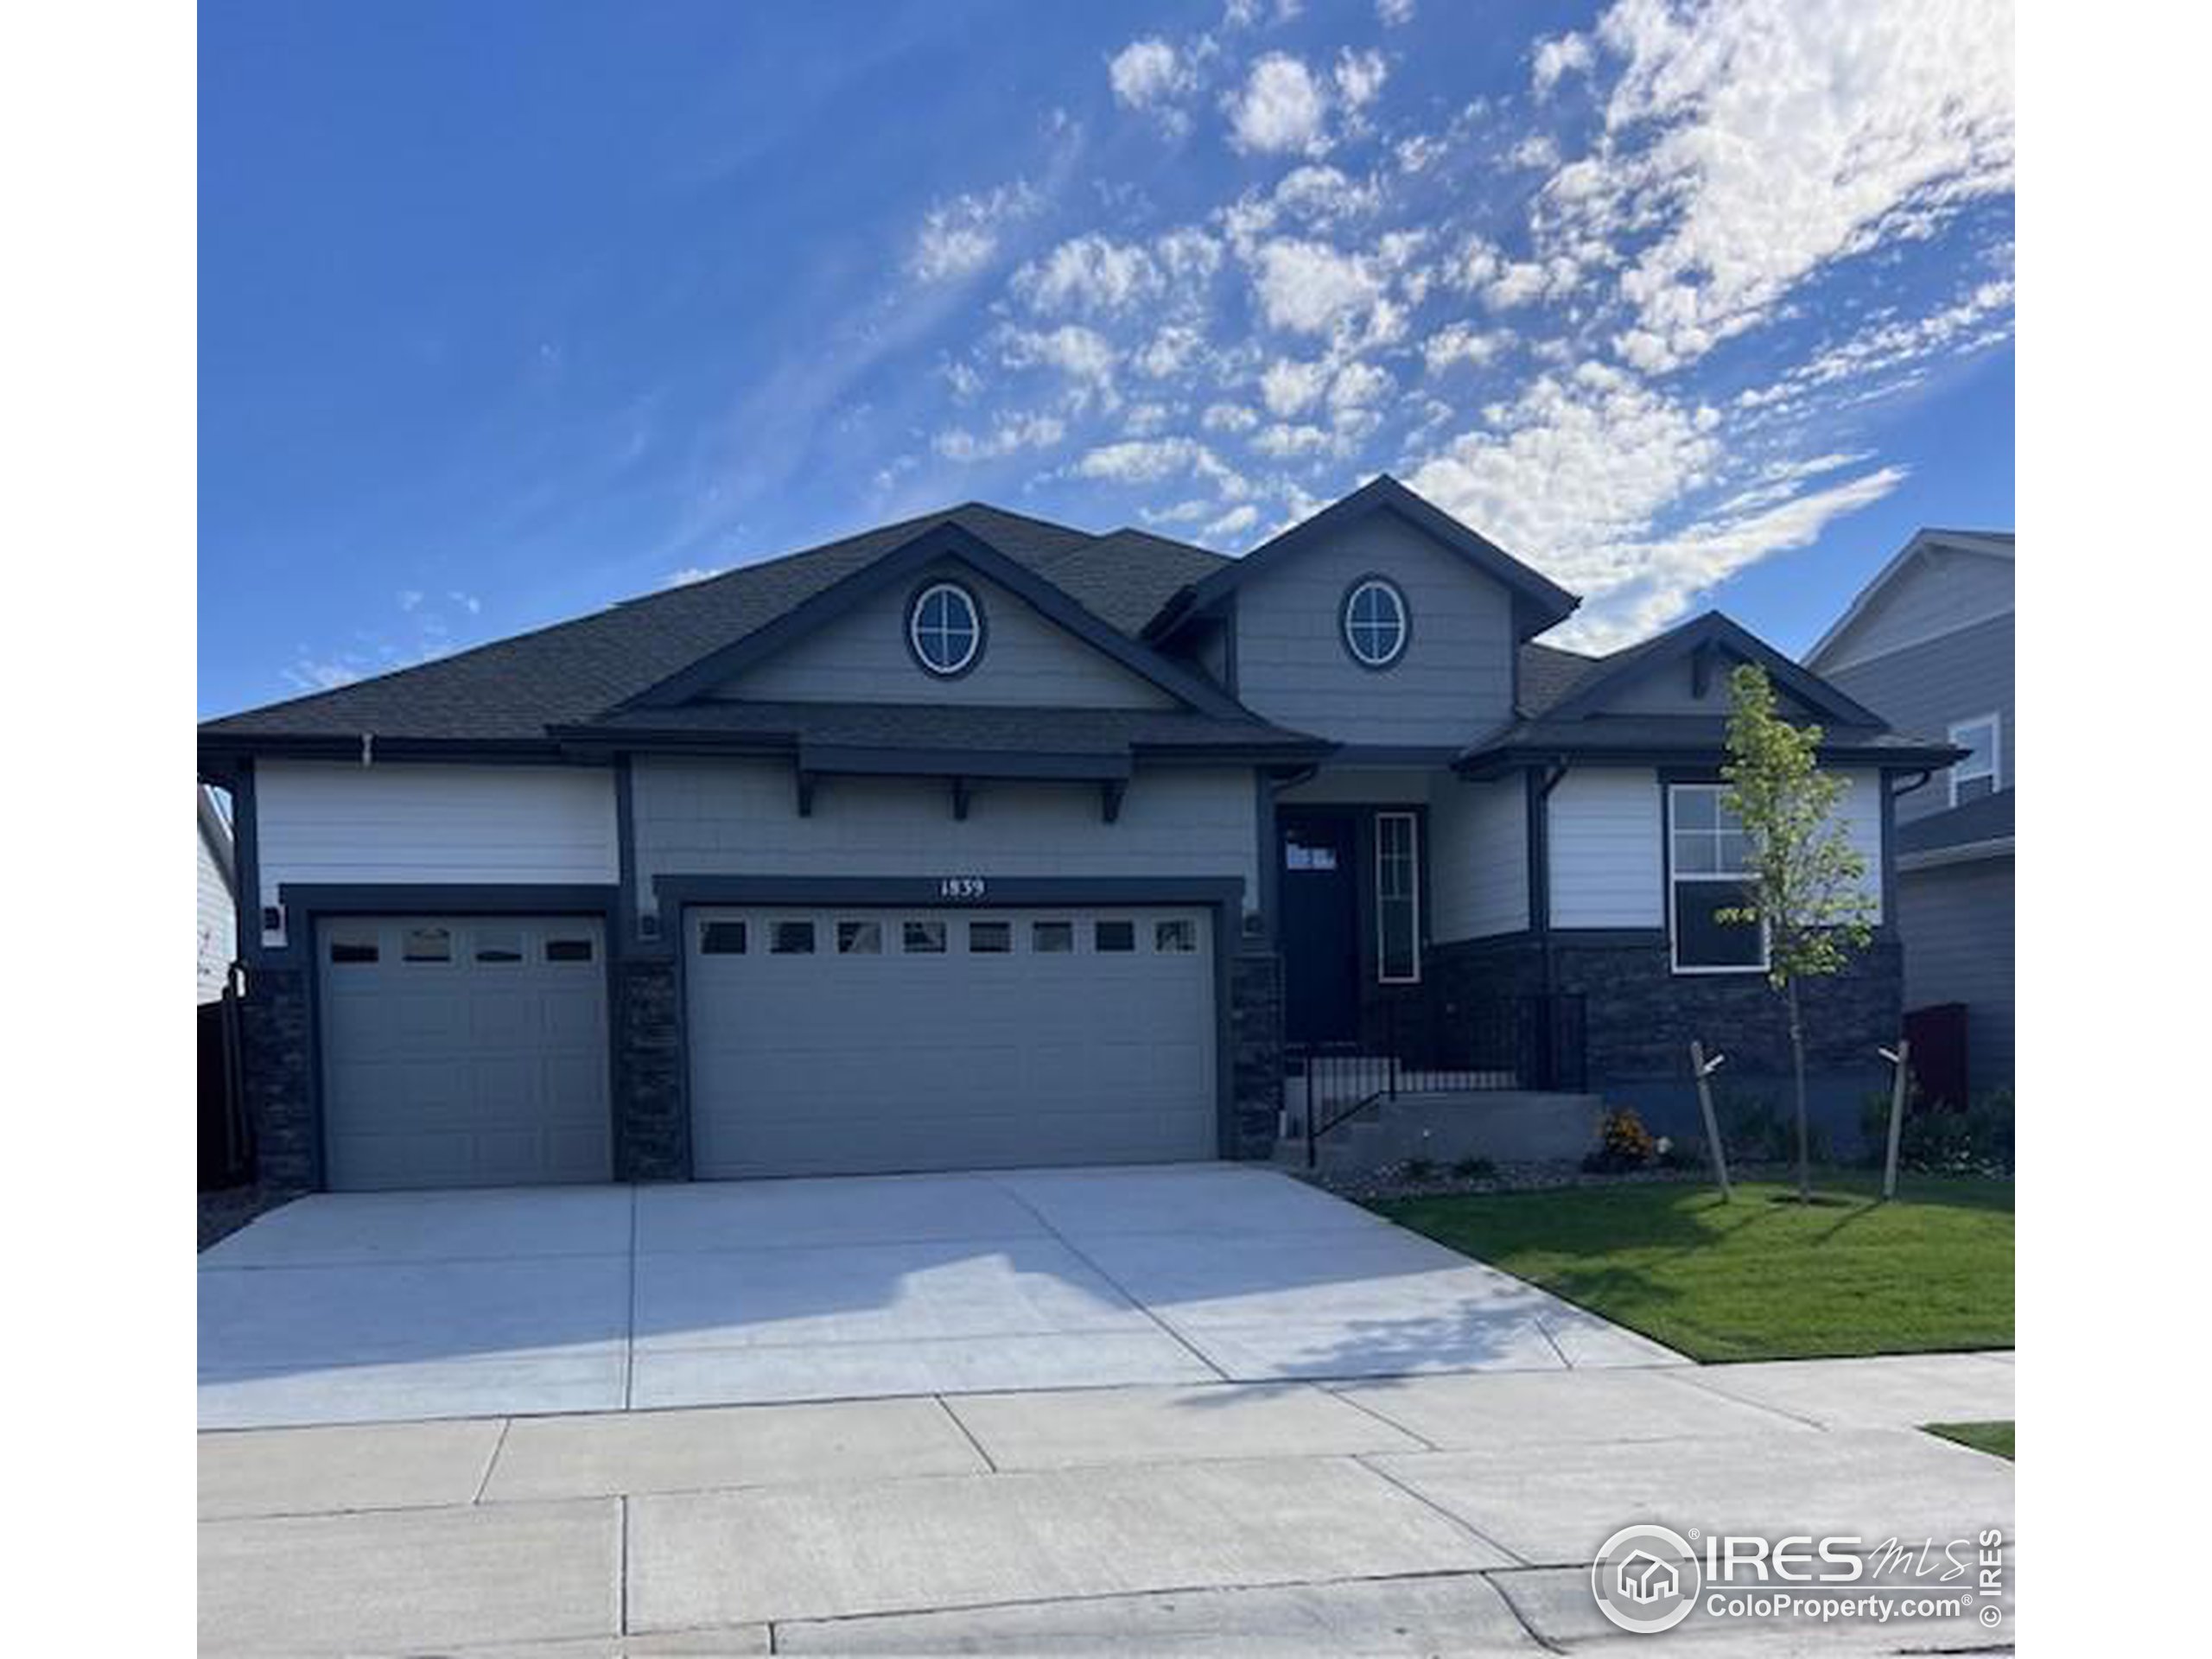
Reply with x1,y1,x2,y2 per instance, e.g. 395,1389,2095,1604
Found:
1276,1088,1606,1173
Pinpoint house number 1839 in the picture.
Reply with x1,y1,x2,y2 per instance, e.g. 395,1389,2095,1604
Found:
938,877,987,899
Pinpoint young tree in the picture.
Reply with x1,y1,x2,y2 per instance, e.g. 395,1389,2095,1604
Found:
1717,663,1878,1202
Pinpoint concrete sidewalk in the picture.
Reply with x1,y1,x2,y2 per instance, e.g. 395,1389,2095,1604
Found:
200,1353,2015,1655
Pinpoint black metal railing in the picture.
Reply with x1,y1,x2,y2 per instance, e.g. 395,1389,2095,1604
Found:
1288,992,1586,1166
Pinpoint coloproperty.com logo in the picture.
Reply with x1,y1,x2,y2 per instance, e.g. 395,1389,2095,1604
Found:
1590,1522,2009,1636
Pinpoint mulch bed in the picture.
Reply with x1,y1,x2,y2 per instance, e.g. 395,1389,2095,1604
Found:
1295,1158,1804,1205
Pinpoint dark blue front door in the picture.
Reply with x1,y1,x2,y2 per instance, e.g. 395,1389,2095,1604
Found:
1281,812,1359,1043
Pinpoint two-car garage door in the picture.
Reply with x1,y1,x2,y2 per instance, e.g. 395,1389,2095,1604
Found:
685,906,1218,1179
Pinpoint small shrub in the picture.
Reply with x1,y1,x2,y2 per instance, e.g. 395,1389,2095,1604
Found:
1715,1089,1827,1165
1402,1156,1438,1181
1582,1107,1657,1173
1894,1089,2013,1176
1451,1155,1496,1180
1656,1136,1702,1173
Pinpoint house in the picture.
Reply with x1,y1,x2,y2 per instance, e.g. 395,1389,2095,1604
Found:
196,476,1956,1192
196,785,238,1005
1805,528,2014,1100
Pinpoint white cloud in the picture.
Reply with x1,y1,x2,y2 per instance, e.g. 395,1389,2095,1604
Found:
1531,31,1593,97
1135,324,1203,379
1376,0,1416,26
396,588,424,613
663,566,727,588
933,411,1067,461
997,323,1117,389
1072,435,1249,498
1108,38,1198,135
1014,234,1163,315
1508,134,1559,170
283,657,364,691
1249,238,1382,333
908,182,1039,283
1202,401,1260,434
1422,322,1504,374
1205,502,1261,538
1328,361,1393,410
1226,54,1330,156
1572,0,2016,372
1407,364,1907,645
1260,357,1330,416
1332,48,1389,115
1109,38,1188,107
1251,422,1336,459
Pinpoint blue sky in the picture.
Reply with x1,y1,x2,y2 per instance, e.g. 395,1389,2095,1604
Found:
199,0,2013,717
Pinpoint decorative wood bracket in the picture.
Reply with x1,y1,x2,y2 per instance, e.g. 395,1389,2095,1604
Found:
795,768,818,817
950,776,974,821
1100,778,1127,824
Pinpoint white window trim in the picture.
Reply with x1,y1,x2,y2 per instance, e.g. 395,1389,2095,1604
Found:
1343,578,1409,668
1947,712,2001,806
1375,810,1421,984
1666,784,1769,976
908,581,982,676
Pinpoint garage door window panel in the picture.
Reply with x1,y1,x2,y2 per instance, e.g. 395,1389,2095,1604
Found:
968,920,1013,953
1033,920,1074,953
770,920,816,955
328,929,379,965
474,929,525,964
1095,919,1135,952
903,919,947,954
700,920,747,955
545,936,595,963
837,920,883,955
401,925,453,963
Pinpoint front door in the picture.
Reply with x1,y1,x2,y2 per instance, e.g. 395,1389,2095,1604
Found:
1280,813,1360,1043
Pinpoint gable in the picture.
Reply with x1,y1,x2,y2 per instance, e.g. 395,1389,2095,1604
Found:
1230,505,1518,745
1149,474,1577,643
709,561,1178,710
1814,543,2014,672
1581,644,1824,721
1541,613,1883,732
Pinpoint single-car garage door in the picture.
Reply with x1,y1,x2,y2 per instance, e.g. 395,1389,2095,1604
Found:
317,915,612,1191
686,906,1218,1179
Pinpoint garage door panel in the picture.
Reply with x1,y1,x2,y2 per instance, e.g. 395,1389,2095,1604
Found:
318,917,611,1192
688,906,1217,1179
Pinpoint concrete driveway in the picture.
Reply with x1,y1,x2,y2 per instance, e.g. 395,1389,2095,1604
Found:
199,1165,1681,1429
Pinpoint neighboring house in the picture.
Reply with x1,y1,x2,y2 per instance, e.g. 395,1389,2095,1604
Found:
196,785,238,1004
197,477,1954,1192
1805,528,2014,1099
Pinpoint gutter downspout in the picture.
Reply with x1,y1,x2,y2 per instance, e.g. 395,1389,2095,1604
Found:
1531,760,1569,1076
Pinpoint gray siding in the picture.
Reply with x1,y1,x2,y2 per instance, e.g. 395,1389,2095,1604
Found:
1230,512,1516,744
716,562,1175,709
632,758,1260,918
1822,613,2013,823
1599,654,1821,719
1430,778,1527,940
1818,548,2012,671
1896,855,2014,1092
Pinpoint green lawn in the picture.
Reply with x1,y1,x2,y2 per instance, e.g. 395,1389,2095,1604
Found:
1371,1173,2012,1362
1924,1421,2014,1459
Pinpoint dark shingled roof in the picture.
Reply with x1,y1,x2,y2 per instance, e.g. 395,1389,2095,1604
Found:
1517,641,1605,715
200,505,1237,745
556,701,1326,757
1896,788,2013,857
1457,715,1962,772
